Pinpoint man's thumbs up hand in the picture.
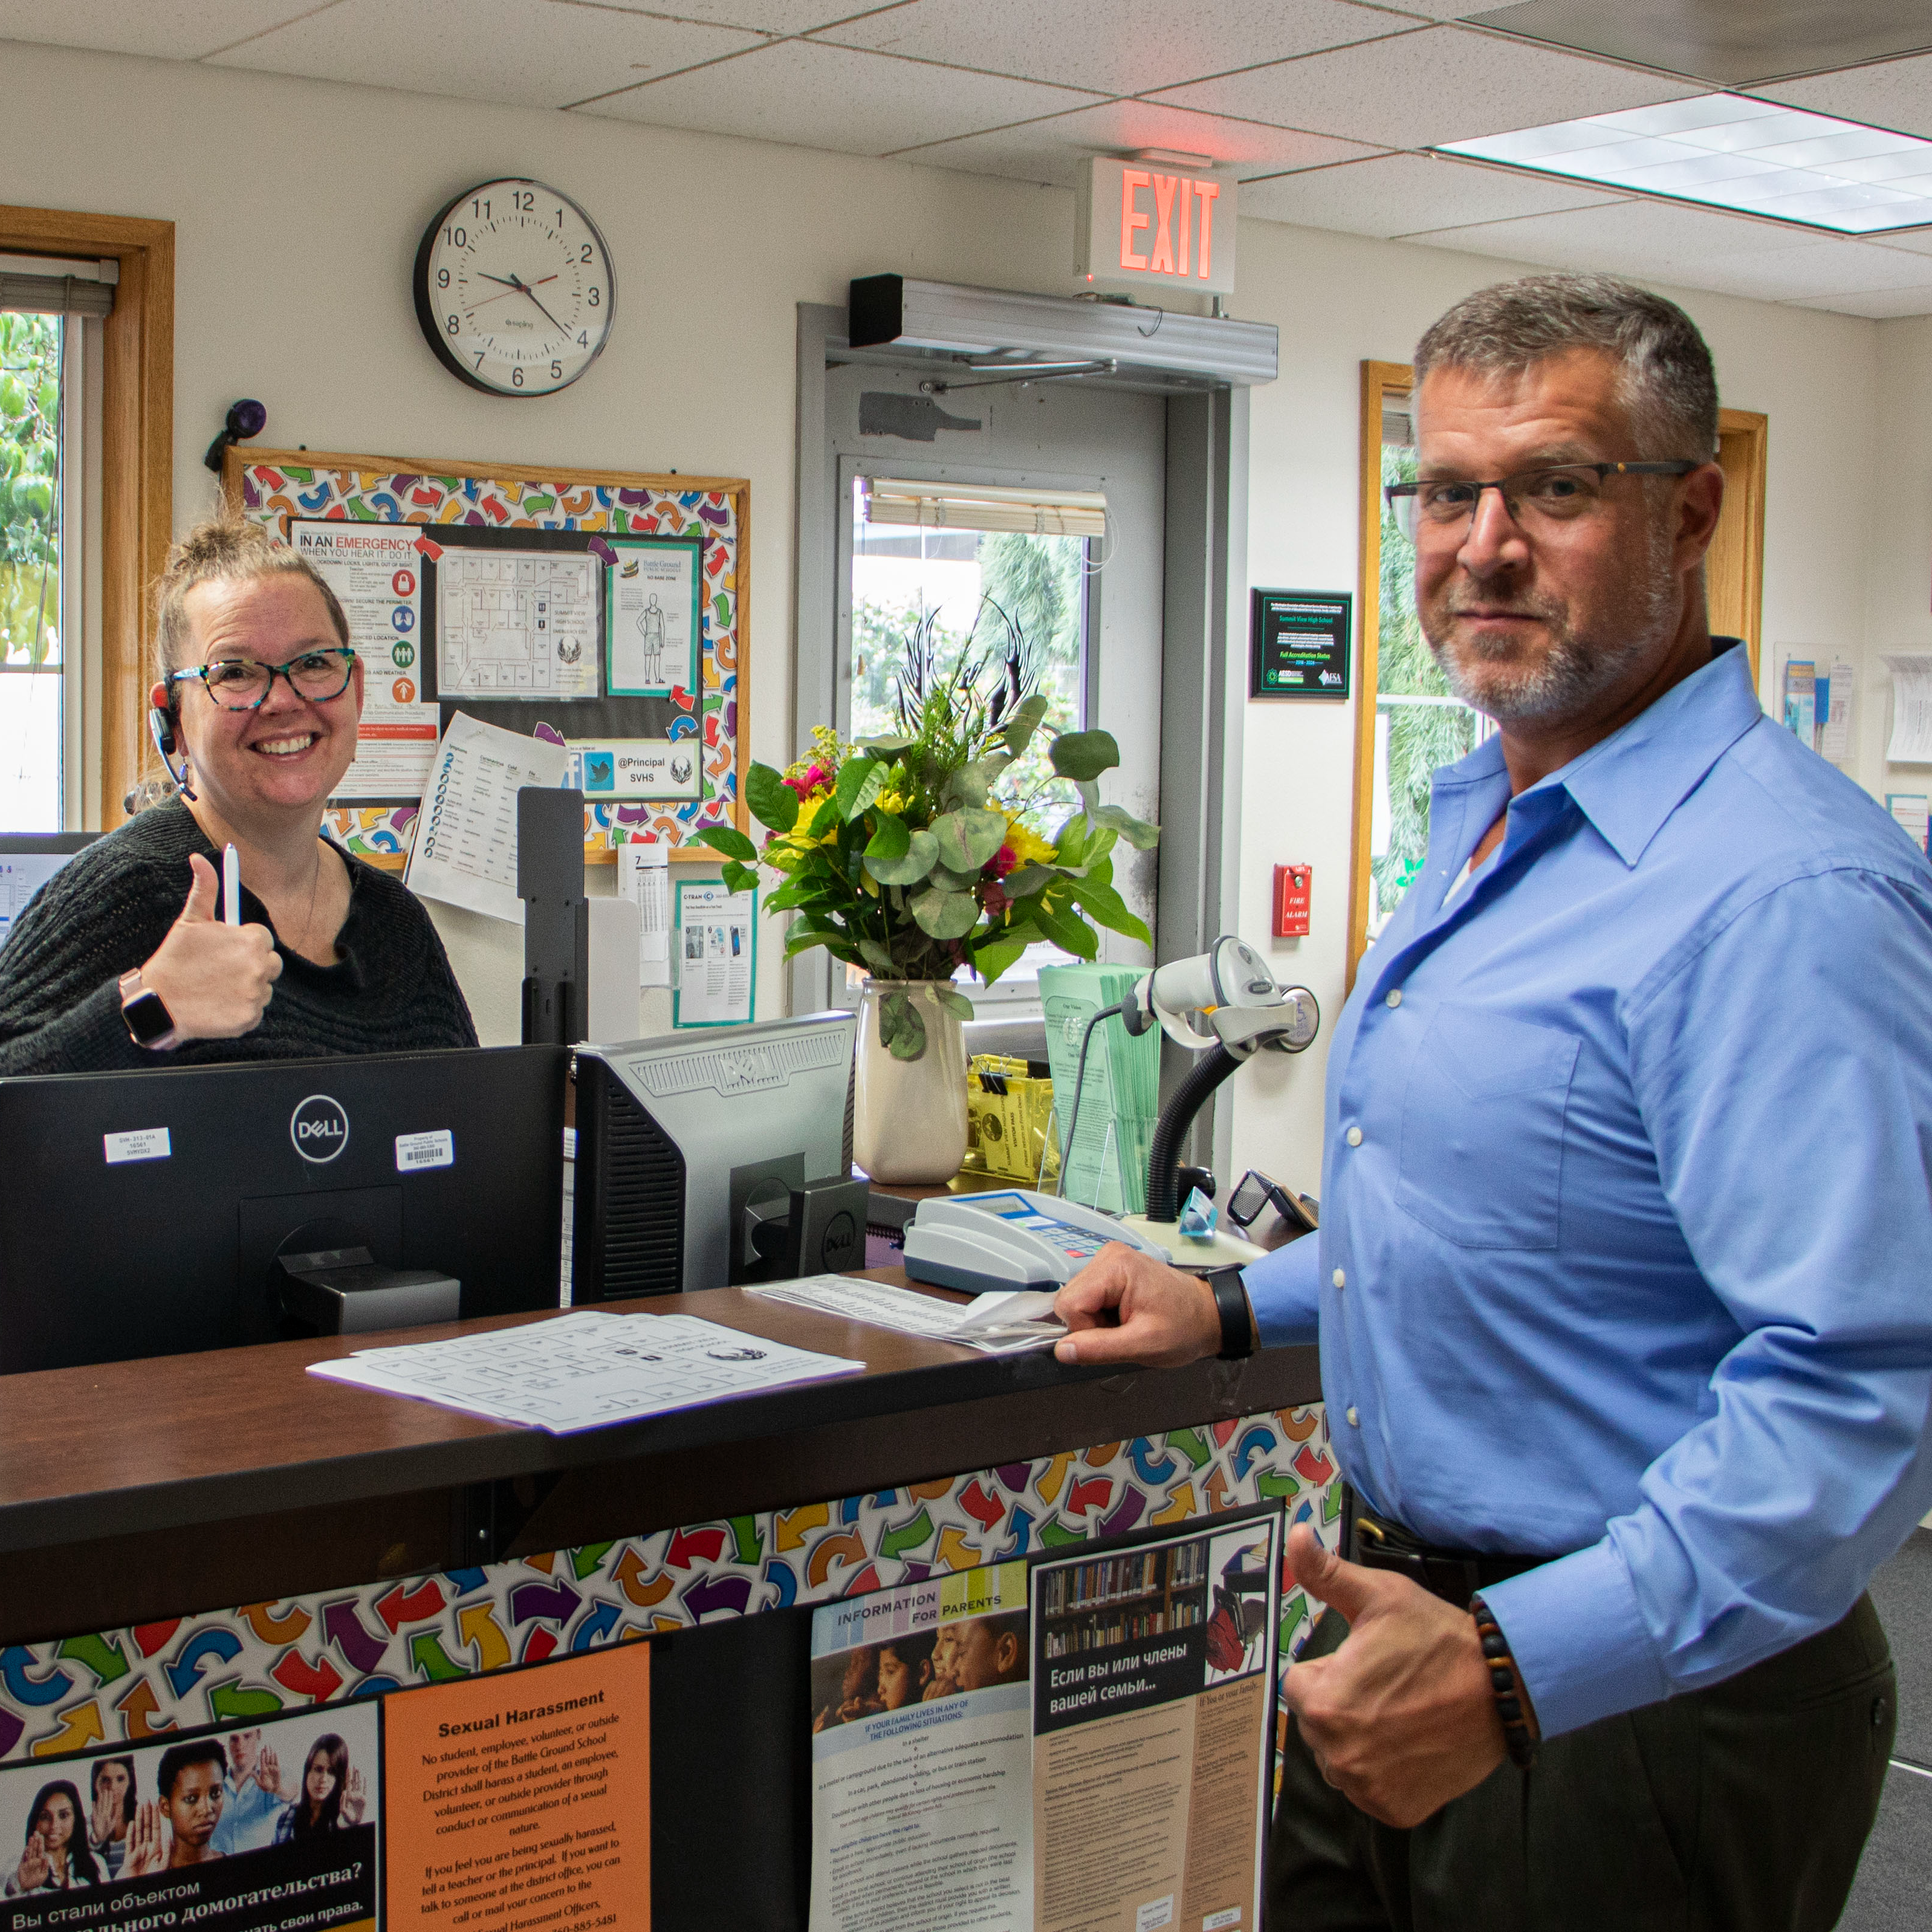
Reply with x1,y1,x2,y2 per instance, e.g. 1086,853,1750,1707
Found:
1282,1522,1532,1828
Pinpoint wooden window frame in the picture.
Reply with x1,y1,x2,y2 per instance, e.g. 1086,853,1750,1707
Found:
1347,361,1767,988
0,204,173,828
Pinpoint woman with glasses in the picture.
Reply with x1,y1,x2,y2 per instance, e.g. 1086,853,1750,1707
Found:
0,515,476,1071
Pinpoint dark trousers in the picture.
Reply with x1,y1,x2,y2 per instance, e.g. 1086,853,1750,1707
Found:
1268,1594,1895,1931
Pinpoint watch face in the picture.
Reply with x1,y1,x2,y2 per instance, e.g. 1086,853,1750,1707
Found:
415,180,615,397
123,988,175,1046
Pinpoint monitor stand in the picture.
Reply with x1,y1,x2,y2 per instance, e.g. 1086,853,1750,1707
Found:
273,1243,461,1336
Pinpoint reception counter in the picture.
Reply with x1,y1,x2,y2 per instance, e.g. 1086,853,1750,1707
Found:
0,1274,1333,1926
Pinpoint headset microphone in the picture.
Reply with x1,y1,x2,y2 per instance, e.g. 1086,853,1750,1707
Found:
148,705,197,802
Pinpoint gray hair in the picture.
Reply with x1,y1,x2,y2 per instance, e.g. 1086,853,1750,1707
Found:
1413,274,1718,461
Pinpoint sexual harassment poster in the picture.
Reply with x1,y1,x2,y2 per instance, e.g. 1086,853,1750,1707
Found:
808,1501,1282,1932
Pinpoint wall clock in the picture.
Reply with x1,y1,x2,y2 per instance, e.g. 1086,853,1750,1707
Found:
414,178,615,397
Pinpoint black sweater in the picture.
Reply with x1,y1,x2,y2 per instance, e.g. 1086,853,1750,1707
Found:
0,800,477,1074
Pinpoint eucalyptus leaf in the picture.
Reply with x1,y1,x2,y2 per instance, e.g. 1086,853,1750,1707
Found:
1049,729,1121,782
878,989,928,1062
695,824,757,863
910,887,981,941
863,828,938,887
1000,864,1054,899
858,938,898,977
999,692,1051,756
935,985,975,1023
944,755,1010,809
858,734,914,755
1090,802,1162,850
932,864,984,894
933,808,1008,875
745,762,799,834
865,812,910,862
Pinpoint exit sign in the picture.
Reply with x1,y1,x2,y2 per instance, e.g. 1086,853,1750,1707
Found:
1076,158,1238,296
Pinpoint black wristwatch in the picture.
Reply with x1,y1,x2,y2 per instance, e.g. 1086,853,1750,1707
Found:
1205,1265,1258,1361
118,967,180,1051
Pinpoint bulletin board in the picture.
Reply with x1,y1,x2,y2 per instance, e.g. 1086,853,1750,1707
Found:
225,446,749,867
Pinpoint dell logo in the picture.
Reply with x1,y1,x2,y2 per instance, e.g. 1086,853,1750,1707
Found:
291,1094,351,1164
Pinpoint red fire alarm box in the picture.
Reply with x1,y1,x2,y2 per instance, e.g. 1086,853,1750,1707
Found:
1273,864,1312,938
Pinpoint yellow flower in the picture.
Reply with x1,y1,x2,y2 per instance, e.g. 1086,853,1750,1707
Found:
875,791,905,816
1002,815,1057,869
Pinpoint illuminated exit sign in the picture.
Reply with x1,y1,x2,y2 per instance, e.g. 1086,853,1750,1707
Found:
1076,157,1237,297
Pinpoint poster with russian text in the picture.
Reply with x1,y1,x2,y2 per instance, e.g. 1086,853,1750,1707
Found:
291,521,439,803
0,1702,379,1932
381,1640,647,1931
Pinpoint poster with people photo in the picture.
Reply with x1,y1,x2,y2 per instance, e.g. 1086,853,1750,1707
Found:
0,1705,378,1932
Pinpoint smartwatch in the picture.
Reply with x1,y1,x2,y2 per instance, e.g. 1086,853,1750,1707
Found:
118,967,181,1052
1205,1265,1258,1361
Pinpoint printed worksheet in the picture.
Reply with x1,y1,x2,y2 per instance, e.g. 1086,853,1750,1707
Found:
618,838,672,987
438,548,601,700
403,710,569,922
674,878,754,1025
306,1309,864,1432
291,520,440,799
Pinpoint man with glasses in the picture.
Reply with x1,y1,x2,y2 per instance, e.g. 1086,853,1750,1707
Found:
1054,274,1932,1928
0,515,475,1069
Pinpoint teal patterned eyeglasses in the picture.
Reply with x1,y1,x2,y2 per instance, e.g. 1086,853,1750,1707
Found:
169,646,358,711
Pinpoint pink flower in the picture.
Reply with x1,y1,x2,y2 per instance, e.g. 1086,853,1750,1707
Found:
981,881,1008,918
988,844,1017,879
782,762,829,799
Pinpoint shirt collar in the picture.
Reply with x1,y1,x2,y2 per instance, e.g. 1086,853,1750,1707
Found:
1428,637,1760,872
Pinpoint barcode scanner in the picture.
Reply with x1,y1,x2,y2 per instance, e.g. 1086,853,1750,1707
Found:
148,705,196,801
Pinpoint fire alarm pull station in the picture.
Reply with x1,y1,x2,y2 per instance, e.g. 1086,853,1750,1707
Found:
1274,864,1312,938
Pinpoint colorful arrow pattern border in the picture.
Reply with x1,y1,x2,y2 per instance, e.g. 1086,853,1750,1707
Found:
236,462,742,862
1,1407,1336,1780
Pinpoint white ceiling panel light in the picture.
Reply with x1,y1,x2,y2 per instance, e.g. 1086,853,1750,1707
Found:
1442,94,1932,236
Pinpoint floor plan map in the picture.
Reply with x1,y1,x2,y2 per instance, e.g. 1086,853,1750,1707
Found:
437,548,601,699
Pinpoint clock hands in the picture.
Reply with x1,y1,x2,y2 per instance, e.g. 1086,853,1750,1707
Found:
468,274,560,313
510,272,569,337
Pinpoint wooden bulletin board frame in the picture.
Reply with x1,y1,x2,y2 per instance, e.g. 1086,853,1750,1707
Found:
224,446,749,867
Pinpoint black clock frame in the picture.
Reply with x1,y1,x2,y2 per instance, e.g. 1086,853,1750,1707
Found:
412,178,618,398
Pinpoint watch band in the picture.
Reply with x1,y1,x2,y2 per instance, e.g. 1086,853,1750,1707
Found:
118,967,181,1052
1207,1266,1258,1361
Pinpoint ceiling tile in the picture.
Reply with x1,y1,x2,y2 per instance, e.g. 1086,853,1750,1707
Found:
1462,0,1932,88
815,0,1398,97
1240,151,1624,235
1870,227,1932,256
0,0,323,60
576,40,1102,154
889,99,1381,186
1788,283,1932,318
1757,53,1932,142
207,0,761,107
1146,24,1699,148
580,0,907,33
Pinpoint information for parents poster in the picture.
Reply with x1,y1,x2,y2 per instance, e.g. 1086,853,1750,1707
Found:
809,1502,1282,1932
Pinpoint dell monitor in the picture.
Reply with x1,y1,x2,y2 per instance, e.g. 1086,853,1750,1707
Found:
571,1012,860,1300
0,832,99,950
0,1044,569,1375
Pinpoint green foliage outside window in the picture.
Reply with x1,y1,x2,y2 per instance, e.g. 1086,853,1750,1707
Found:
1372,441,1479,929
0,312,60,668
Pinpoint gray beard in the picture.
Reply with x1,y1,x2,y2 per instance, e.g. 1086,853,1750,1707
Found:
1424,531,1678,727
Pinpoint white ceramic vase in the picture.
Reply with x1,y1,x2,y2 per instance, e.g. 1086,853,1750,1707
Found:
852,978,969,1185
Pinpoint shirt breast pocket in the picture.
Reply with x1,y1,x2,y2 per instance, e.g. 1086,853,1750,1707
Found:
1395,1005,1581,1250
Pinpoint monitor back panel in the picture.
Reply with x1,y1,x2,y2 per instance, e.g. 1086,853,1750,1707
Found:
0,1045,568,1375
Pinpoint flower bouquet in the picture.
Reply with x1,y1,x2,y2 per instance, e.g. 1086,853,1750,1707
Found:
697,631,1158,1063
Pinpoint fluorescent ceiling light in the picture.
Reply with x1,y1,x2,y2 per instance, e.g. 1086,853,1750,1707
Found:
1441,95,1932,235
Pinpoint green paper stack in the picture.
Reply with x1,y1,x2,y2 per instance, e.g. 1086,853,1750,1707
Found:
1039,962,1161,1214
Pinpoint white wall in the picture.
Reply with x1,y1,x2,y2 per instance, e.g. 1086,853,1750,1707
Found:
1867,317,1932,789
1227,220,1884,1200
5,41,1894,1166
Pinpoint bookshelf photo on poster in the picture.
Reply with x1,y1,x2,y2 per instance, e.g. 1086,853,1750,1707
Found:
808,1500,1282,1932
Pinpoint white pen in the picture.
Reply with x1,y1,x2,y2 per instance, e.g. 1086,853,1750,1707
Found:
222,842,241,926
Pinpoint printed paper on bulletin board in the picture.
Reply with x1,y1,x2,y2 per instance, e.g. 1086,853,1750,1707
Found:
229,447,748,868
383,1640,650,1931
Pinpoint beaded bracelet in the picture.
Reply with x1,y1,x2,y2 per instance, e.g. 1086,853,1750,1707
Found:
1468,1592,1538,1769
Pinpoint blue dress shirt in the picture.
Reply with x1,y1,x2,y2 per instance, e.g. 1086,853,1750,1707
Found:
1243,641,1932,1737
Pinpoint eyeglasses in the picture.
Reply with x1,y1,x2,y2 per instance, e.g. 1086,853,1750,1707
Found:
1227,1169,1318,1237
169,646,358,711
1384,461,1700,545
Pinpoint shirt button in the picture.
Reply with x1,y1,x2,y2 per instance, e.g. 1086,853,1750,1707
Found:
1332,1268,1346,1288
1346,1126,1363,1147
1346,1406,1360,1427
1385,988,1402,1008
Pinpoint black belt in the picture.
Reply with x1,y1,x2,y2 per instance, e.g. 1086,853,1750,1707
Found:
1344,1493,1556,1607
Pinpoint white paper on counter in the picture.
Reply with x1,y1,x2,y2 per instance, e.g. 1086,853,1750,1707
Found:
1881,654,1932,763
403,710,569,922
617,838,672,987
748,1275,1065,1353
306,1309,863,1433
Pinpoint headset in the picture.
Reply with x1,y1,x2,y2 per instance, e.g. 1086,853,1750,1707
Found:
148,701,196,801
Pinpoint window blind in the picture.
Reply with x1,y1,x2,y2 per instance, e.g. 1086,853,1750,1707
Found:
0,254,116,319
861,477,1106,539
